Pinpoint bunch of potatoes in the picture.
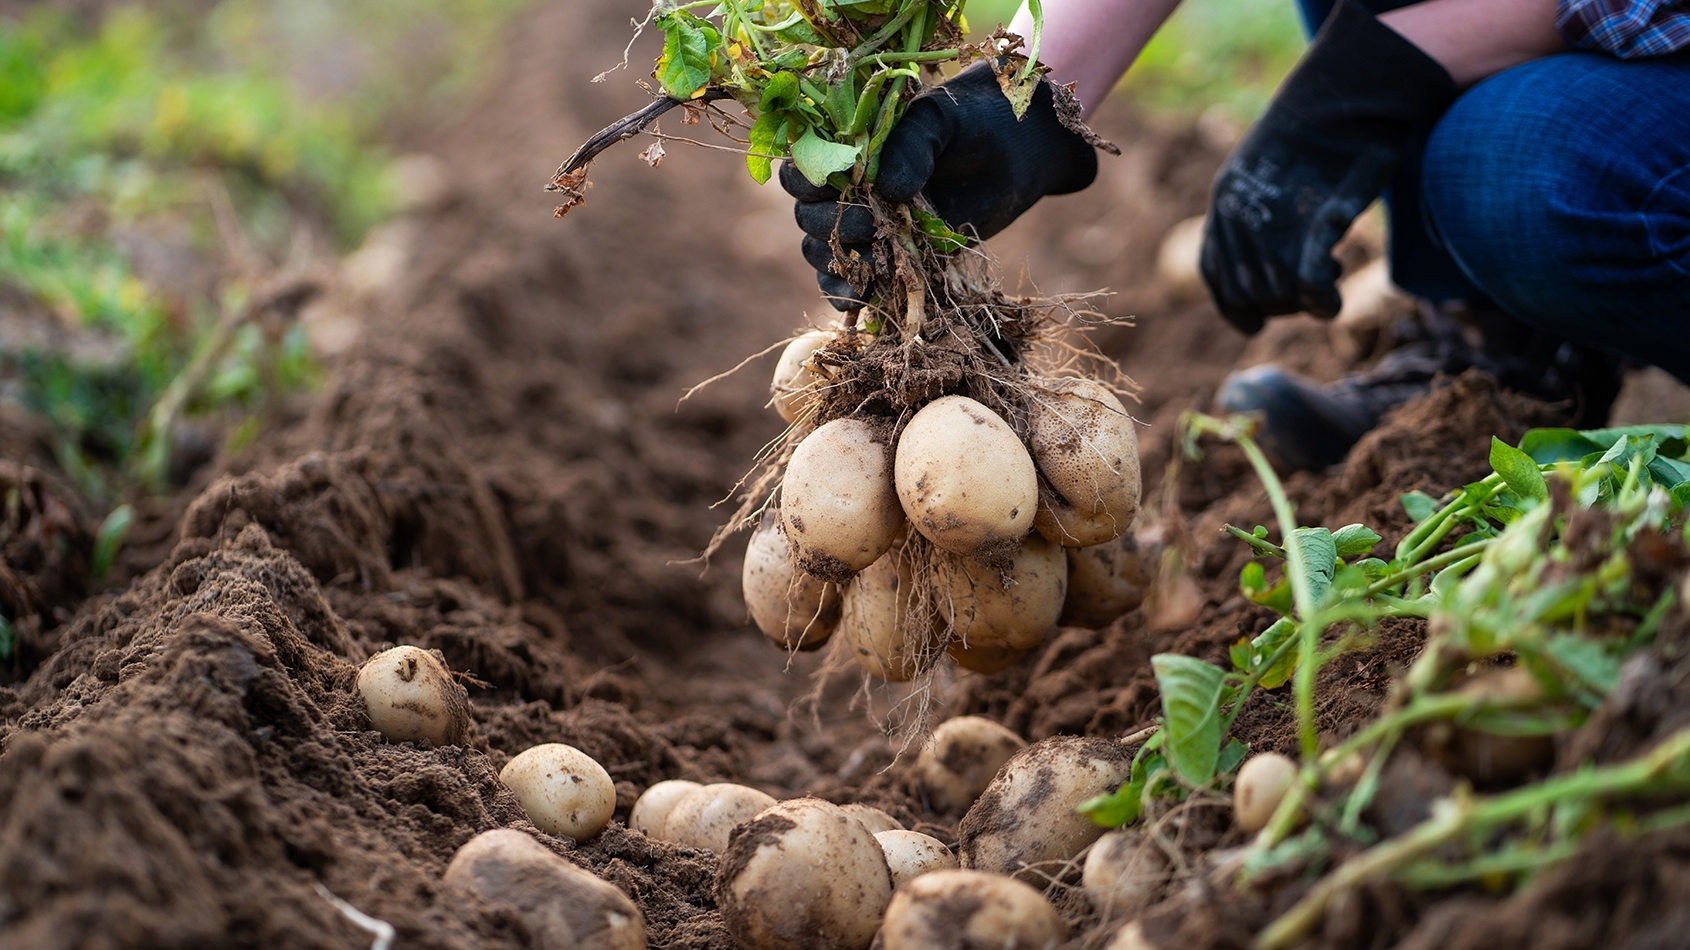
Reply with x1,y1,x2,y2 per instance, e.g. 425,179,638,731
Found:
743,328,1149,678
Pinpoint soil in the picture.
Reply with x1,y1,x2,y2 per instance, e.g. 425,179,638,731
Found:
3,2,1688,949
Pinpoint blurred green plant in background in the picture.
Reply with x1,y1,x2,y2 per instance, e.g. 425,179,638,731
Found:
965,0,1304,123
0,0,526,505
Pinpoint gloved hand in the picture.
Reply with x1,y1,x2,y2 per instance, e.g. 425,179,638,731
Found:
1200,0,1457,334
782,61,1100,310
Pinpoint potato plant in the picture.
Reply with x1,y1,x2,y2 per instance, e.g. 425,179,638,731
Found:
1076,415,1690,950
550,0,1144,692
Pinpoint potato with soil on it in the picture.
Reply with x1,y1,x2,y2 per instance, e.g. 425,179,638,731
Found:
1234,752,1298,834
629,779,702,837
876,829,958,888
663,782,779,853
841,803,903,834
840,550,935,682
940,533,1067,652
781,418,905,581
1029,378,1141,548
917,716,1027,813
716,798,893,950
1061,531,1156,629
1433,666,1555,785
445,829,645,950
959,735,1131,880
770,328,834,424
880,869,1064,950
355,644,471,746
499,743,617,841
1082,829,1168,911
895,395,1038,558
743,509,841,651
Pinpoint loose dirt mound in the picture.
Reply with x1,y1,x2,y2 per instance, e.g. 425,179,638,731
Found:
1,1,1676,948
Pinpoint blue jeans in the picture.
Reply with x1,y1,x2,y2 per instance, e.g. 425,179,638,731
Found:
1296,0,1690,381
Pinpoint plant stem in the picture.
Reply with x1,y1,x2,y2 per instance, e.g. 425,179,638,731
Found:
1365,539,1494,597
720,0,771,61
1224,523,1285,559
1258,725,1690,949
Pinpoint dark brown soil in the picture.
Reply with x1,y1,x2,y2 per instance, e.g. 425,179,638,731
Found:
3,2,1685,949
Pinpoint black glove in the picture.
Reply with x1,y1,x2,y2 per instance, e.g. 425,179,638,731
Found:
1200,0,1457,334
781,61,1099,310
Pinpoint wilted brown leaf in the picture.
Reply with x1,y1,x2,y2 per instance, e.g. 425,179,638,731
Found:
638,140,666,168
549,165,592,218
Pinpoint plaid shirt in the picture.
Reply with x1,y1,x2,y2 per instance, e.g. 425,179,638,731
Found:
1558,0,1690,57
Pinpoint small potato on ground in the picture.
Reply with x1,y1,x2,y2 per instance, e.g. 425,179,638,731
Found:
717,798,893,950
629,779,702,838
781,418,905,581
356,644,471,746
881,869,1063,950
894,395,1038,558
959,735,1130,880
444,829,644,950
662,782,778,853
743,510,841,651
876,829,958,888
1082,829,1168,911
500,743,617,841
917,716,1027,814
840,803,903,834
1234,752,1298,834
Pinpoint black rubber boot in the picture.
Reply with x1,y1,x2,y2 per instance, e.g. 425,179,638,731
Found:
1216,302,1626,471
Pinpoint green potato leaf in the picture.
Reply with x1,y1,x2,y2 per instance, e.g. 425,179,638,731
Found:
746,112,786,185
1520,427,1603,465
789,128,860,186
1287,527,1336,610
1400,490,1438,524
655,13,719,100
1332,523,1383,558
1490,436,1548,503
1153,654,1227,786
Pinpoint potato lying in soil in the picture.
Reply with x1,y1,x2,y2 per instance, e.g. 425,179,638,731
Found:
356,644,471,746
1060,531,1155,629
500,743,617,841
663,782,778,853
743,510,841,651
841,803,903,834
840,551,932,682
445,829,645,950
717,798,893,950
876,829,958,888
1028,378,1141,548
1082,829,1168,911
629,779,702,838
959,736,1131,880
771,329,833,424
881,869,1064,950
940,534,1067,652
895,395,1038,558
782,418,904,581
1234,752,1298,834
917,716,1028,813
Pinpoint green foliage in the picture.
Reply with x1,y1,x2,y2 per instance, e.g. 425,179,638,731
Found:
1122,0,1304,122
1154,415,1690,949
0,1,525,501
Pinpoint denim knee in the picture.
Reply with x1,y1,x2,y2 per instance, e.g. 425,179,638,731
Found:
1420,52,1690,373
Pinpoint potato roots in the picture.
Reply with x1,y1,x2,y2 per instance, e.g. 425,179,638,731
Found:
723,251,1147,703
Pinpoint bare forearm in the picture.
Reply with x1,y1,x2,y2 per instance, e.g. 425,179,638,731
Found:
1008,0,1184,118
1379,0,1565,87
